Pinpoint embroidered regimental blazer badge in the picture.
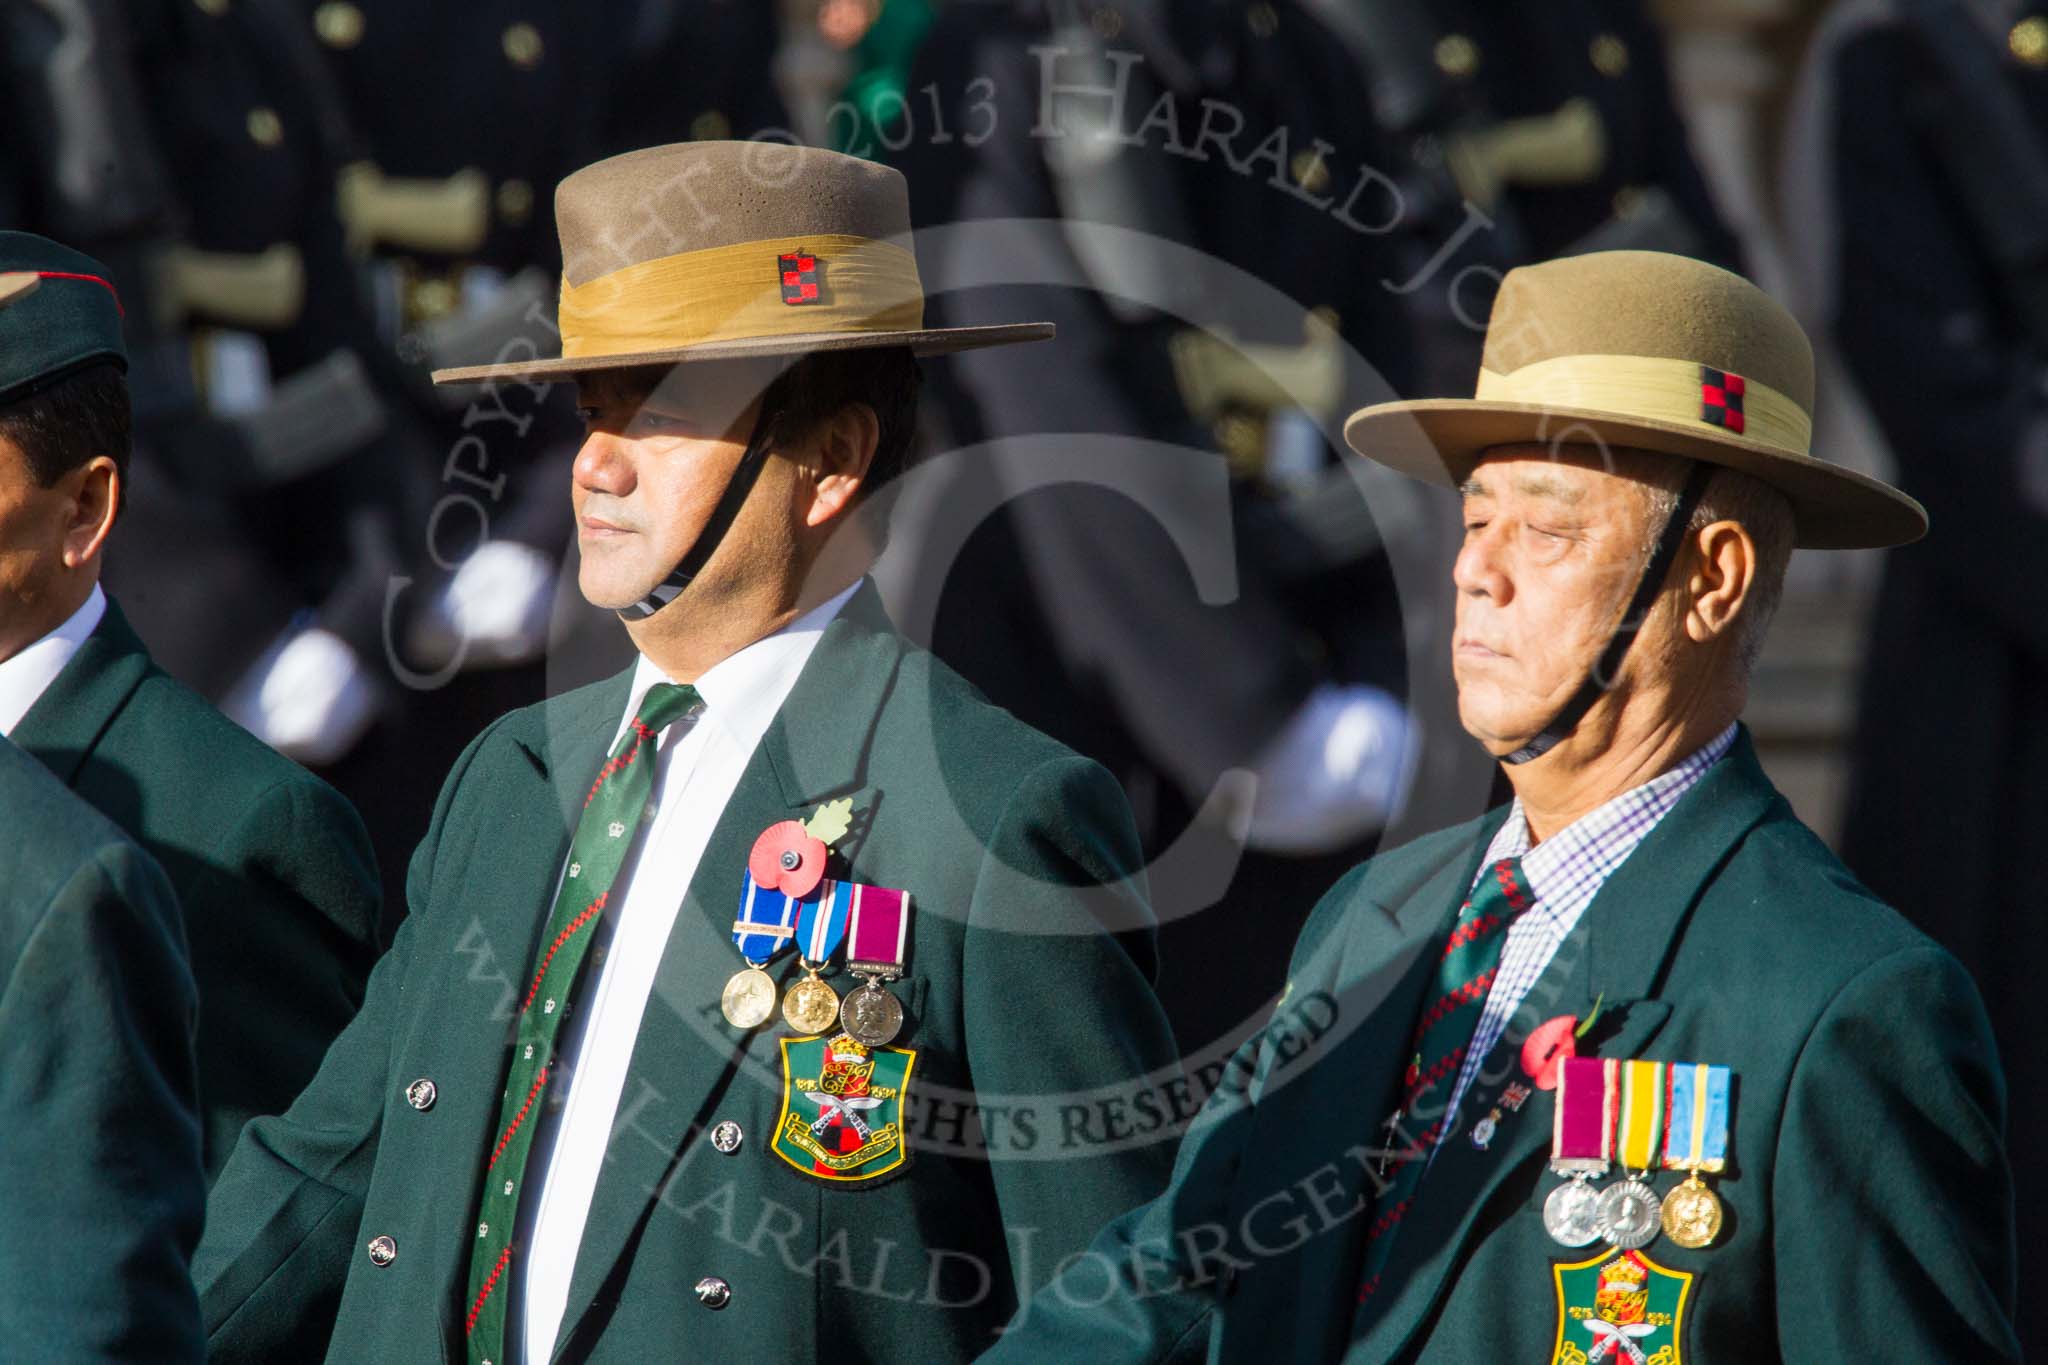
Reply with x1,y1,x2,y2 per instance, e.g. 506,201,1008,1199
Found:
1552,1247,1692,1364
772,1032,916,1182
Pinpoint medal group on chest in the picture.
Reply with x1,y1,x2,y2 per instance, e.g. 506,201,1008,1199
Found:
1546,1057,1730,1253
721,799,913,1050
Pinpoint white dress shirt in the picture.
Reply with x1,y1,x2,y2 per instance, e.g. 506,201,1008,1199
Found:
0,584,105,736
1442,723,1740,1133
521,582,857,1364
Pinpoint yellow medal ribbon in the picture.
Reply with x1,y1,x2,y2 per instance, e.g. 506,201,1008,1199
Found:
1615,1059,1667,1172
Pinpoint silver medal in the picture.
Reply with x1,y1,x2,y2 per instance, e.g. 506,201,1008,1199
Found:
839,978,904,1047
1543,1177,1602,1247
1595,1177,1662,1249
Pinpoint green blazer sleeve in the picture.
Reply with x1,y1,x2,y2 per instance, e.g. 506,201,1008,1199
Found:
1771,943,2017,1358
1,840,205,1362
979,863,1374,1363
963,753,1189,1307
195,717,502,1363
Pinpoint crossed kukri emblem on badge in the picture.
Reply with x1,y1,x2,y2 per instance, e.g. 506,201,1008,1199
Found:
806,1039,883,1148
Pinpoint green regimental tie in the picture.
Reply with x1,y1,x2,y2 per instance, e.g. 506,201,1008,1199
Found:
1354,856,1534,1317
463,682,702,1365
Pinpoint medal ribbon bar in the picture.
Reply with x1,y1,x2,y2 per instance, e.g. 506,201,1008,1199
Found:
1552,1056,1614,1175
846,884,911,978
1663,1062,1730,1174
1617,1059,1667,1171
733,873,801,965
796,879,854,963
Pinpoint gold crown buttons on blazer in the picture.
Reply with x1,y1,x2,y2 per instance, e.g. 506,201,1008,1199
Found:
1590,33,1630,79
1435,34,1480,79
314,2,364,48
246,108,284,149
2012,16,2048,66
502,22,544,70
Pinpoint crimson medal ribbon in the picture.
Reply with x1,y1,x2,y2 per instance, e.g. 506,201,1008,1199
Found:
1553,1056,1616,1176
846,883,911,979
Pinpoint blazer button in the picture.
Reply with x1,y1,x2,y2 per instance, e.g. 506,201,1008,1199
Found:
366,1235,397,1267
406,1078,437,1111
709,1120,743,1154
694,1276,731,1309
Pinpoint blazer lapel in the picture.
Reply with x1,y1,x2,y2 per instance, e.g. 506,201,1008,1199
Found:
550,583,907,1358
10,597,151,785
1355,729,1783,1362
1217,814,1505,1364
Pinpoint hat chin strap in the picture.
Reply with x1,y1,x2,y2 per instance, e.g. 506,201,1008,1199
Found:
616,417,777,622
1499,462,1715,766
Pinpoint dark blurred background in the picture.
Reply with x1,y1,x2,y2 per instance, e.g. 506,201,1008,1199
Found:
4,0,2040,1339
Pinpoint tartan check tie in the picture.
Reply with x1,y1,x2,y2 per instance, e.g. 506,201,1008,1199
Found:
463,681,701,1365
1354,856,1533,1315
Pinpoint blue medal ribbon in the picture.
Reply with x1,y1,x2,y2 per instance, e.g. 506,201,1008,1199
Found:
732,872,802,965
1662,1062,1731,1174
794,878,854,965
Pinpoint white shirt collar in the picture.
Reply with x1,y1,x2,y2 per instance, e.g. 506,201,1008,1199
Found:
614,580,862,751
0,584,107,736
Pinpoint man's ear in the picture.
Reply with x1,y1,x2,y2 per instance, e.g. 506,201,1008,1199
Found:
801,402,880,529
61,455,120,570
1683,519,1756,647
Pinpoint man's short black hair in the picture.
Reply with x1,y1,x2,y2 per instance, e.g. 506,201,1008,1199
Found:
756,345,922,497
0,363,131,507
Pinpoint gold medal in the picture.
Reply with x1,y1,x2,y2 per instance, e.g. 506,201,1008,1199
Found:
720,966,777,1029
781,965,842,1034
1660,1171,1723,1249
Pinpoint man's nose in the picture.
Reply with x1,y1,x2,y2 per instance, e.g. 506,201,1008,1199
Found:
1453,523,1510,602
572,431,634,496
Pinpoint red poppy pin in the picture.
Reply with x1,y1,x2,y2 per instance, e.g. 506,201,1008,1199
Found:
1521,996,1604,1090
747,798,856,900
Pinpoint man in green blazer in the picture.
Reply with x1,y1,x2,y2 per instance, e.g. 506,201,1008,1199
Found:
980,252,2019,1360
0,734,206,1361
0,231,383,1178
197,141,1181,1364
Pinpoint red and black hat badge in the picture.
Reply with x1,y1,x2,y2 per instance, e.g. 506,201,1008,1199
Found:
779,250,820,305
1700,366,1746,435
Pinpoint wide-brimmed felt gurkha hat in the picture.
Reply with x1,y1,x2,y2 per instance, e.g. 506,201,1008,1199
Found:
432,142,1052,385
1342,250,1927,550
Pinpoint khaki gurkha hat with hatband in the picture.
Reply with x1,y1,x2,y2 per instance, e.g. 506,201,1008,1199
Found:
433,141,1051,385
1342,249,1928,550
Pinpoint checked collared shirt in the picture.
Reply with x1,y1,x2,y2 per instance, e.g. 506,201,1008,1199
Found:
1441,723,1739,1132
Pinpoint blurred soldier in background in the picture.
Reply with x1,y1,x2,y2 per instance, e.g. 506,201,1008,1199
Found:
896,0,1425,1055
0,233,382,1179
0,0,453,768
889,0,1742,1051
1787,2,2048,1353
1299,0,1745,392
